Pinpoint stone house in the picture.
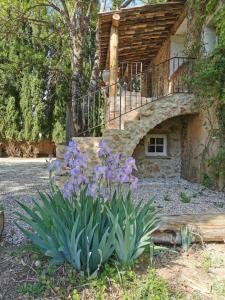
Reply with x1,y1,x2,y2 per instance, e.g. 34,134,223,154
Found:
57,0,223,188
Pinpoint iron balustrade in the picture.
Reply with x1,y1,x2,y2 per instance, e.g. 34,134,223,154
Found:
75,57,195,136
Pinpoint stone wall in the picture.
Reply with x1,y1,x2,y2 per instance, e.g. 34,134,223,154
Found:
181,106,222,186
133,117,182,178
56,93,197,179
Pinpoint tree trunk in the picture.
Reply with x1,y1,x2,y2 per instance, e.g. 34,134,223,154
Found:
152,213,225,244
66,102,74,143
69,5,85,139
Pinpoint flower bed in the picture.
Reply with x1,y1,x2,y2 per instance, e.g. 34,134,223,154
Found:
16,140,159,278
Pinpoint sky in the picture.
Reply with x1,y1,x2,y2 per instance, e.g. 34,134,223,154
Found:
106,0,144,11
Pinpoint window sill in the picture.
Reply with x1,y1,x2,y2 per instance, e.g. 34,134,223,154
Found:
145,155,171,159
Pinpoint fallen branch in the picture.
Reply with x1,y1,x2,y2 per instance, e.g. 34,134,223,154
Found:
153,213,225,244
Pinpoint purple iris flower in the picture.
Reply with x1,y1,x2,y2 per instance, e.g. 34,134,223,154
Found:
63,182,73,198
105,168,113,181
93,165,107,181
130,176,138,190
67,141,80,155
48,159,62,175
113,153,122,166
125,157,137,170
76,153,88,168
123,165,133,175
76,174,88,186
60,139,139,199
70,168,80,177
87,183,98,198
98,140,110,158
64,151,71,162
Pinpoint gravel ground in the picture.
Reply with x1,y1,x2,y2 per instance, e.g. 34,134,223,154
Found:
133,178,225,215
0,158,225,245
0,158,49,245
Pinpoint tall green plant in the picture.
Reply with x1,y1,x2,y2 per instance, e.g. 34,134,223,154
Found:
107,194,158,267
20,70,33,141
4,96,19,140
16,140,159,277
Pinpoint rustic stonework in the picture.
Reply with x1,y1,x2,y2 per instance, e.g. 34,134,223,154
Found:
56,93,198,178
133,117,183,178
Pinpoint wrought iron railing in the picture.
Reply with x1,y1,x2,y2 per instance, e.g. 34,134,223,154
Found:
76,57,195,136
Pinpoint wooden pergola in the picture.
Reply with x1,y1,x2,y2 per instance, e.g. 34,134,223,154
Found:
98,1,187,94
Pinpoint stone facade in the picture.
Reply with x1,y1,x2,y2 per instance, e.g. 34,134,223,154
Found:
181,106,220,183
133,117,182,178
56,93,197,178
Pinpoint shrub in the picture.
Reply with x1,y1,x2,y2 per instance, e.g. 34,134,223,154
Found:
16,140,159,277
179,192,191,203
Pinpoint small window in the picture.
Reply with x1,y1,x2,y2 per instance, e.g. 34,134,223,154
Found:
145,134,167,156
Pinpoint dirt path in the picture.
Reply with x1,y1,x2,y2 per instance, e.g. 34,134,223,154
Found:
156,243,225,299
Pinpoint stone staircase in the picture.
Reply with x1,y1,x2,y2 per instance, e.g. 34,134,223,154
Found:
106,91,152,129
57,93,197,168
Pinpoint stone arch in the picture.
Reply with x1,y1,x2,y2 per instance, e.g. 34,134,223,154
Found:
123,94,198,156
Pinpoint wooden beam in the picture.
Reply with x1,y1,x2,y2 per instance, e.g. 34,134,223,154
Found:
152,213,225,245
109,14,120,97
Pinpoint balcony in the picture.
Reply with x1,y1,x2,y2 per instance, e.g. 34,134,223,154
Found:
76,56,195,136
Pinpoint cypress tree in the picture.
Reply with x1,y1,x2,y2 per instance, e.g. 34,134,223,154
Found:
30,70,45,141
52,82,67,144
0,95,6,141
4,96,19,140
20,70,33,141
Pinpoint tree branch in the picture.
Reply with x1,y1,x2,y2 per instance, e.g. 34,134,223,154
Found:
120,0,134,9
25,3,63,15
58,0,71,23
86,0,96,19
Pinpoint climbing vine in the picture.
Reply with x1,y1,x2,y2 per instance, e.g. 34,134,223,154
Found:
187,0,225,188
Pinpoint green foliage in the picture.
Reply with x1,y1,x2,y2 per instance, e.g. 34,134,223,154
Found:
179,192,192,204
84,266,169,300
20,70,33,141
16,188,159,278
4,96,19,140
208,148,225,178
133,268,169,300
52,81,68,143
213,280,225,297
202,173,214,188
107,194,158,267
16,189,114,277
188,0,225,186
0,1,72,142
16,249,170,299
163,193,172,201
180,225,193,252
17,282,44,297
30,71,46,141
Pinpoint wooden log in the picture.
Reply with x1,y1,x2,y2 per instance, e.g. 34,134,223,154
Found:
152,213,225,245
0,210,4,238
109,14,120,97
